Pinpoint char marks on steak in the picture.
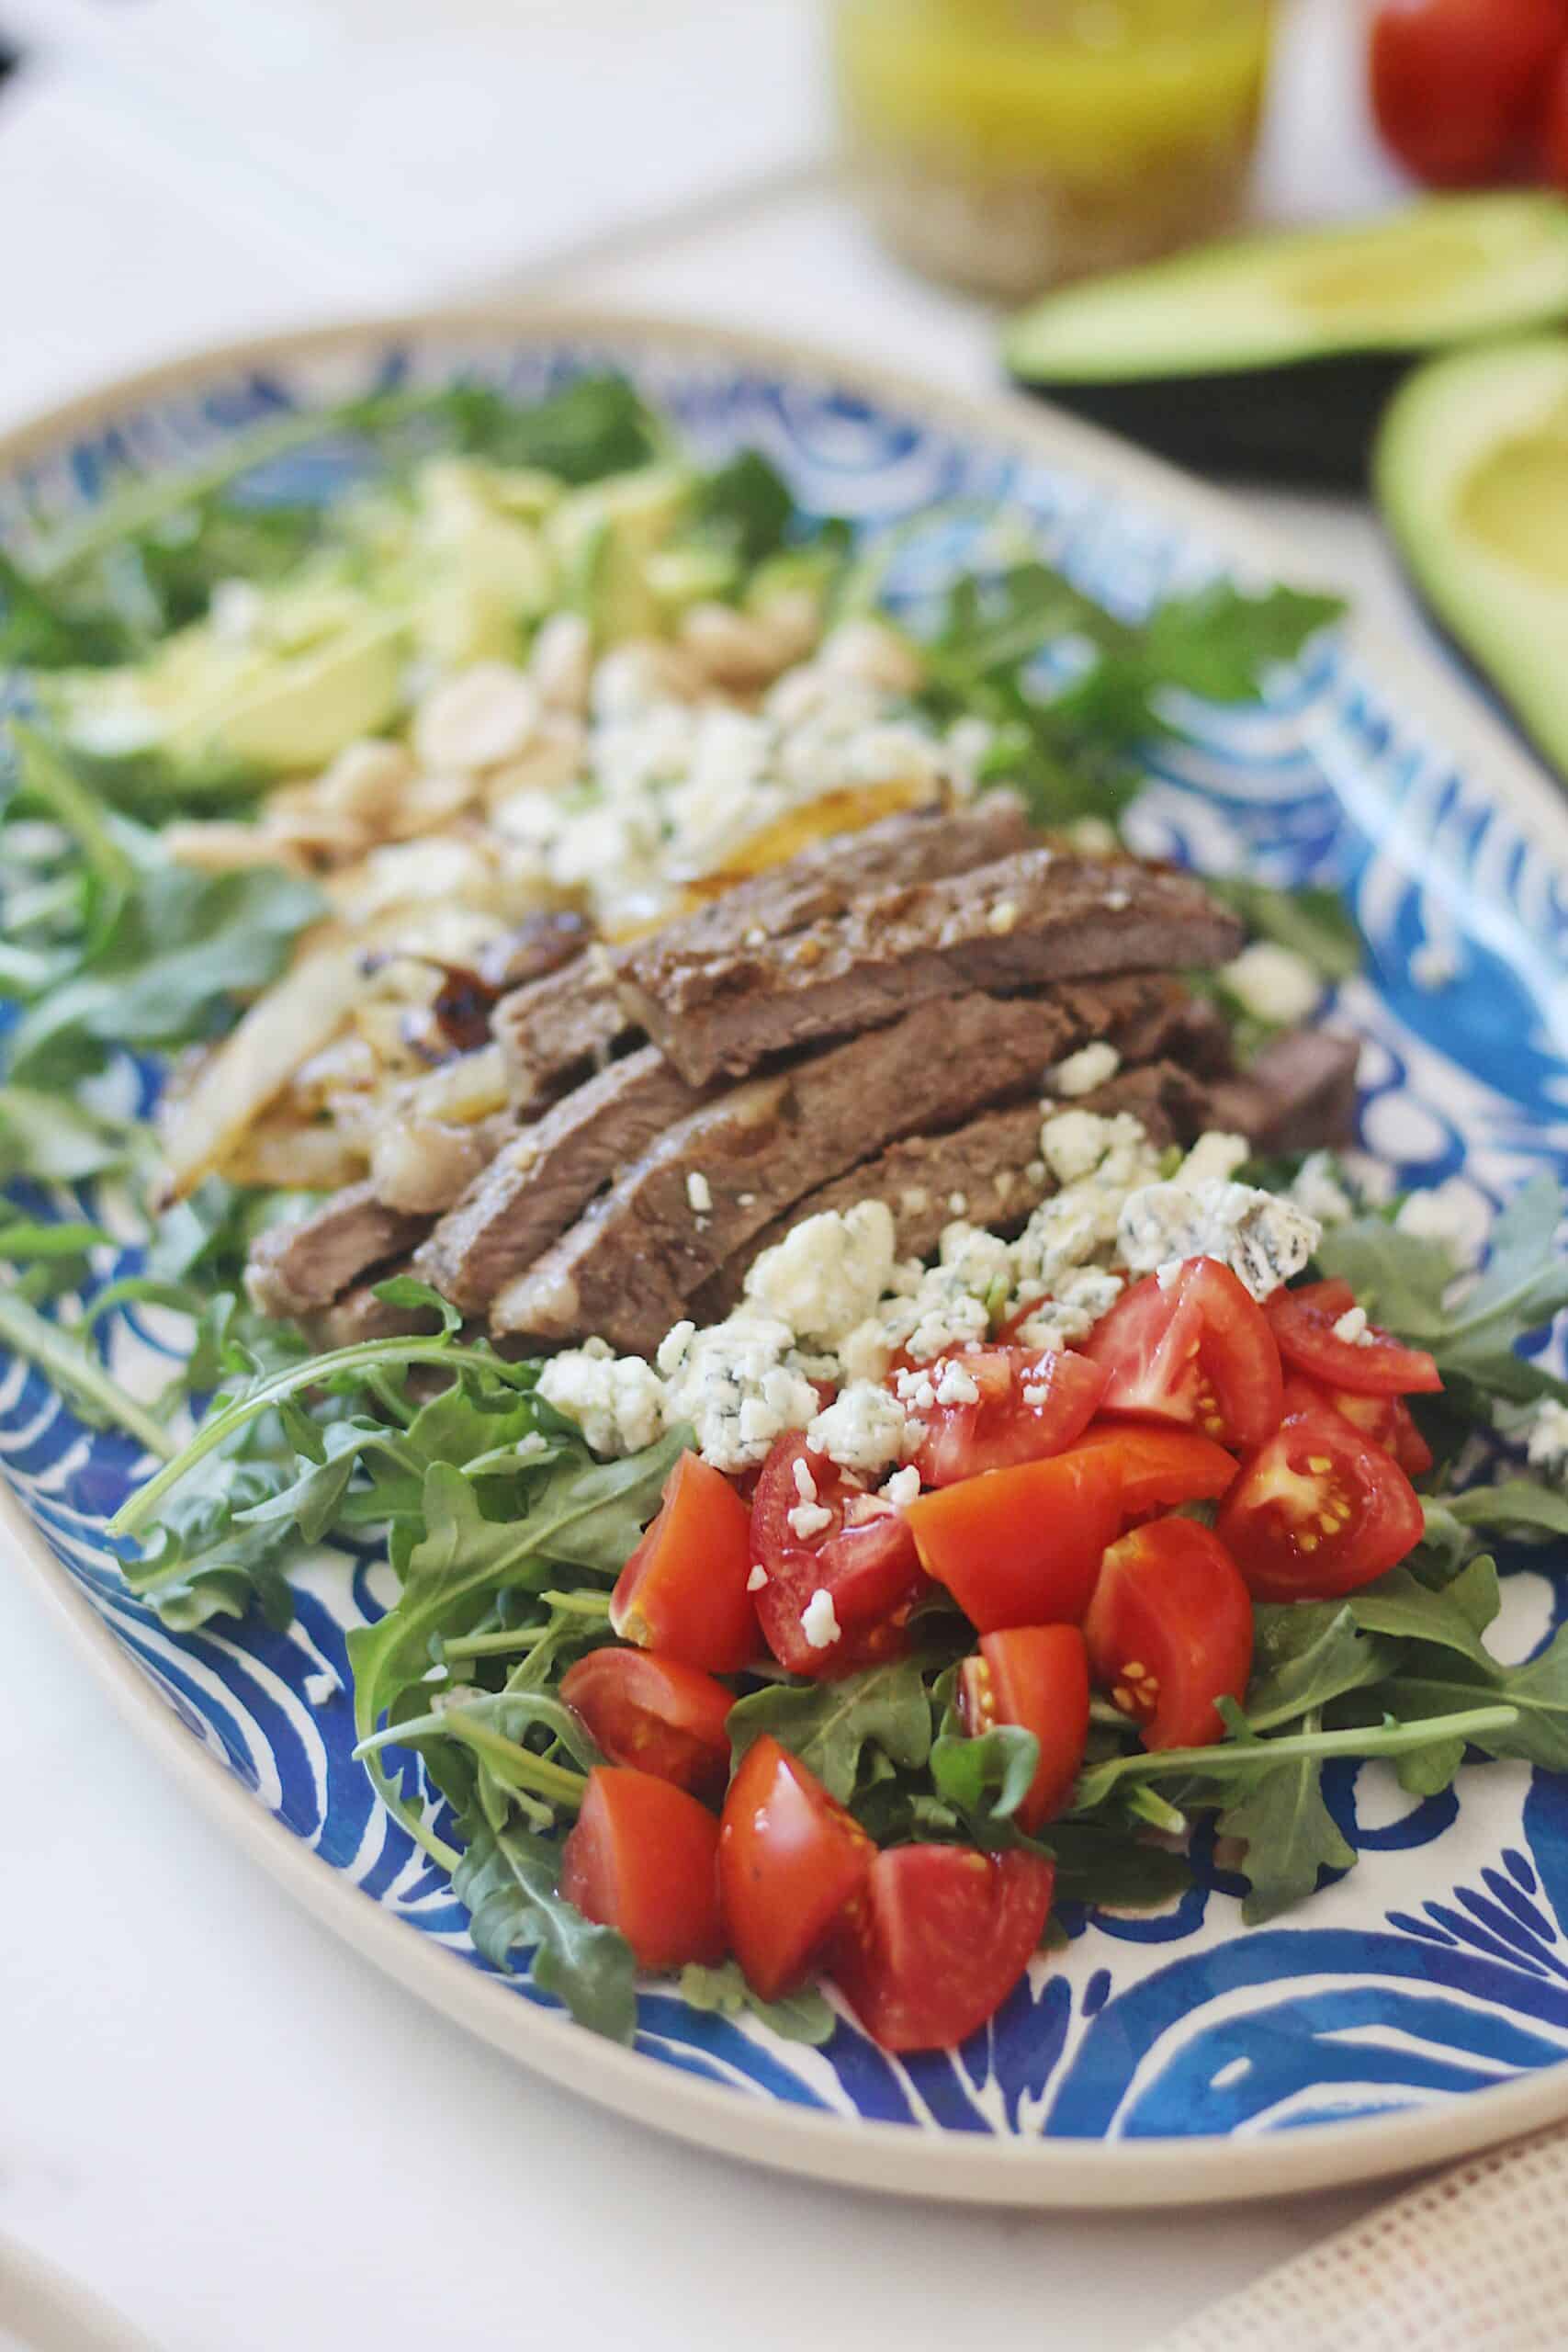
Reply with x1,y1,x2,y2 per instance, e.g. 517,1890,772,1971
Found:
413,1045,716,1313
490,987,1138,1355
616,847,1246,1085
243,1182,432,1320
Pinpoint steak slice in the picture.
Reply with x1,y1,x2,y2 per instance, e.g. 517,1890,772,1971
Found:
623,792,1032,970
1201,1027,1360,1154
490,988,1106,1354
492,961,638,1118
691,1060,1216,1320
244,1182,432,1319
617,848,1245,1085
413,1046,716,1313
307,1267,446,1349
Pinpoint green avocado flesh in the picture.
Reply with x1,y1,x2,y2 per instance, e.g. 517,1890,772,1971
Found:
1004,194,1568,487
1376,335,1568,781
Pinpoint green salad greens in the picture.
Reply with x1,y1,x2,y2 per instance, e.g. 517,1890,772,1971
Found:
3,371,1566,2050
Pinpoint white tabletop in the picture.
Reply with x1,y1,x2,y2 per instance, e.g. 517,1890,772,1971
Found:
0,6,1480,2345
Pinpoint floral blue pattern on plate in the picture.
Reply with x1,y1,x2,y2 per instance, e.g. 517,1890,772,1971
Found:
3,316,1567,2204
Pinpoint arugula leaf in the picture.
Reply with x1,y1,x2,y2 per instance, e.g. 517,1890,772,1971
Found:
348,1430,688,1818
1038,1821,1195,1911
1073,1702,1520,1811
1347,1560,1500,1669
1244,1600,1395,1731
451,1815,637,2042
1316,1174,1568,1412
0,1087,146,1182
1207,876,1363,984
727,1657,933,1805
693,452,795,571
676,1962,837,2047
0,1284,176,1460
917,561,1343,834
1143,582,1344,700
2,375,663,672
1218,1733,1356,1926
1442,1480,1568,1543
928,1724,1041,1826
1382,1617,1568,1775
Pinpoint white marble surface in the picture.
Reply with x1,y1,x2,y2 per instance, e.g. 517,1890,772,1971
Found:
0,6,1495,2345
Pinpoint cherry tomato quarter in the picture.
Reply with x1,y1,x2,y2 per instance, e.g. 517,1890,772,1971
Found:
957,1624,1090,1828
560,1766,725,1971
905,1446,1122,1631
1216,1400,1427,1600
899,1345,1108,1487
829,1846,1055,2052
1067,1420,1241,1524
717,1734,874,2000
1085,1258,1283,1453
1084,1516,1254,1750
610,1449,758,1673
1268,1282,1442,1396
750,1431,924,1679
559,1648,733,1798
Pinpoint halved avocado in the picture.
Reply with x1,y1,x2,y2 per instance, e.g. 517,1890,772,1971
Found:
1005,193,1568,487
1376,334,1568,783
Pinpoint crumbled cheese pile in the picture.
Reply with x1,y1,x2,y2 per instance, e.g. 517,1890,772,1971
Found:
536,1104,1325,1475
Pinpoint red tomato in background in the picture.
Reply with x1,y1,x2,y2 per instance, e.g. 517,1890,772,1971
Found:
1084,1517,1255,1750
1544,44,1568,184
957,1624,1090,1829
1067,1421,1241,1525
829,1846,1055,2052
750,1431,924,1679
560,1648,733,1798
1370,0,1565,185
1217,1399,1427,1601
610,1450,758,1673
1268,1280,1442,1398
561,1767,725,1970
1282,1374,1434,1481
717,1734,874,2000
904,1446,1122,1631
901,1345,1108,1487
1086,1258,1283,1453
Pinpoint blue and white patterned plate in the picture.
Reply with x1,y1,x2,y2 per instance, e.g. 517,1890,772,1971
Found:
5,313,1568,2210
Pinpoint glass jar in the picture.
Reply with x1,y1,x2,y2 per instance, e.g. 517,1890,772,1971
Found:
831,0,1276,301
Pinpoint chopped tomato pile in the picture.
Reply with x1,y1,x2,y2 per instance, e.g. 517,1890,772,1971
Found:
557,1255,1439,2053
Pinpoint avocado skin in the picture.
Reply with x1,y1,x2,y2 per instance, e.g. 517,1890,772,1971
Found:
1007,353,1415,489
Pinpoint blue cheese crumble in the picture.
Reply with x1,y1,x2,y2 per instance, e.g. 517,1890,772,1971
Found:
655,1312,818,1475
537,1339,669,1457
1117,1179,1319,1302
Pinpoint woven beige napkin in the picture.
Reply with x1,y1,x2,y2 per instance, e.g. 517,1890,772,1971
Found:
1148,2125,1568,2351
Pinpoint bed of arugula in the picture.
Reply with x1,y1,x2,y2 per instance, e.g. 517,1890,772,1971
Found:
2,374,1567,2050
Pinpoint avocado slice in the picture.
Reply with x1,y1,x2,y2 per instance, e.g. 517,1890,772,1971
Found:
1376,334,1568,783
51,593,409,788
547,465,695,639
1005,193,1568,487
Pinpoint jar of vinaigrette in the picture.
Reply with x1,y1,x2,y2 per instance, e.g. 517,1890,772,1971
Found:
831,0,1275,300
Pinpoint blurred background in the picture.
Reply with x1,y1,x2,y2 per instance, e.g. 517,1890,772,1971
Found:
0,0,1406,432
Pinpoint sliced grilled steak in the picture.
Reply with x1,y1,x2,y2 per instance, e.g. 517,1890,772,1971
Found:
480,910,592,991
307,1268,446,1349
1202,1027,1360,1154
490,988,1123,1354
617,849,1245,1085
626,793,1032,968
244,1182,432,1320
413,1046,716,1313
492,962,638,1118
691,1060,1216,1320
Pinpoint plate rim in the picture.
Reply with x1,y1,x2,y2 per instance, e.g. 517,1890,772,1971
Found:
6,300,1568,2211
